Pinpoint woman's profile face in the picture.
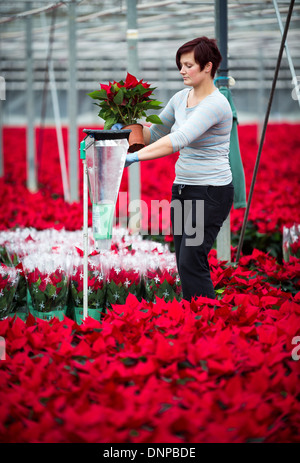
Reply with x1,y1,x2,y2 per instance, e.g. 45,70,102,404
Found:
179,50,211,87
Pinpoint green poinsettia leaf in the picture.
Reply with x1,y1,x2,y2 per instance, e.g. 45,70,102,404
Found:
147,100,163,107
135,84,151,95
87,89,108,100
106,280,127,305
98,108,110,119
146,114,163,124
45,284,56,297
113,88,124,105
104,117,118,130
112,83,120,92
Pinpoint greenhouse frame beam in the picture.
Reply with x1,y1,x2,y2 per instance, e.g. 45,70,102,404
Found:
26,2,37,193
0,32,3,177
127,0,141,231
215,0,231,262
68,0,78,202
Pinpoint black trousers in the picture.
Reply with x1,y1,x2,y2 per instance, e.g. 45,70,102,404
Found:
170,182,234,301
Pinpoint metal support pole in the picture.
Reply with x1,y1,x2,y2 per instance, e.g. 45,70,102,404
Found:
68,0,79,202
0,97,3,177
215,0,228,86
80,135,89,321
273,0,300,107
0,21,4,178
0,68,3,178
126,0,141,231
236,0,295,263
215,0,231,262
26,2,37,192
83,157,88,319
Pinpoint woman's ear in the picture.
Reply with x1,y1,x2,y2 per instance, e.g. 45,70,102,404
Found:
205,62,213,73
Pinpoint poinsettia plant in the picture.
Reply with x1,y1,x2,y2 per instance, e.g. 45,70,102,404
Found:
10,263,28,316
144,267,182,303
22,254,71,316
24,267,69,314
0,244,12,265
106,266,143,308
88,72,164,129
70,258,106,311
0,263,19,318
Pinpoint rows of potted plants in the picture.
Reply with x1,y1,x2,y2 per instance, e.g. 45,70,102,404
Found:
0,228,182,324
0,102,299,442
0,241,299,442
1,227,299,326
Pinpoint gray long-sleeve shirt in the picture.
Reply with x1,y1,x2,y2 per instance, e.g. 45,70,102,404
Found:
149,88,233,186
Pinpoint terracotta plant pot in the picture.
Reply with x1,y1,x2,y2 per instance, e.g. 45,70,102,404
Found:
122,123,145,152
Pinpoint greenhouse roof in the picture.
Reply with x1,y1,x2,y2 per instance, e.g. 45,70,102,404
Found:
0,0,299,92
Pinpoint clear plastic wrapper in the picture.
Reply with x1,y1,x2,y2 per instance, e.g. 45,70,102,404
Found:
283,224,300,261
22,253,72,320
0,263,20,319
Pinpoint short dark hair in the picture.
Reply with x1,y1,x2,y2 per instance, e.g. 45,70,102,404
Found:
176,37,222,78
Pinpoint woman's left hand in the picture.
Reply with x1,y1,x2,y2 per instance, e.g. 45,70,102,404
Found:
125,152,139,168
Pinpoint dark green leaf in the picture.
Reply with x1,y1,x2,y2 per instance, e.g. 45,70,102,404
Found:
113,88,124,105
147,100,163,107
121,357,138,366
87,89,107,100
104,117,118,130
146,114,163,124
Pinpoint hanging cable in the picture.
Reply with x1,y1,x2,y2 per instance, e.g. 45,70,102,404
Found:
235,0,295,264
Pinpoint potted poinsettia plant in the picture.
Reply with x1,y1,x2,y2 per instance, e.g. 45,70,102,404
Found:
106,265,143,309
70,256,107,325
88,72,164,152
22,254,71,321
0,263,20,319
143,267,182,303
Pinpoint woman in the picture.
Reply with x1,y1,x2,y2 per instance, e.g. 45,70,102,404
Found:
125,36,234,301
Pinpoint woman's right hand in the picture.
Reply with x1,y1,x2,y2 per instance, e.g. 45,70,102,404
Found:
111,123,124,130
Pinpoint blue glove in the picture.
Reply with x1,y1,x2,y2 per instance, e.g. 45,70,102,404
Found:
125,151,139,168
111,123,124,130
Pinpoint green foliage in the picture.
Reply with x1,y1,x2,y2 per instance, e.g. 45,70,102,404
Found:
231,221,283,262
29,275,69,313
87,73,164,129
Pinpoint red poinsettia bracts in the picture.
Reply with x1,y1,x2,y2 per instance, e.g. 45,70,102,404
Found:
124,72,150,90
1,124,299,244
0,273,299,443
0,123,299,442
